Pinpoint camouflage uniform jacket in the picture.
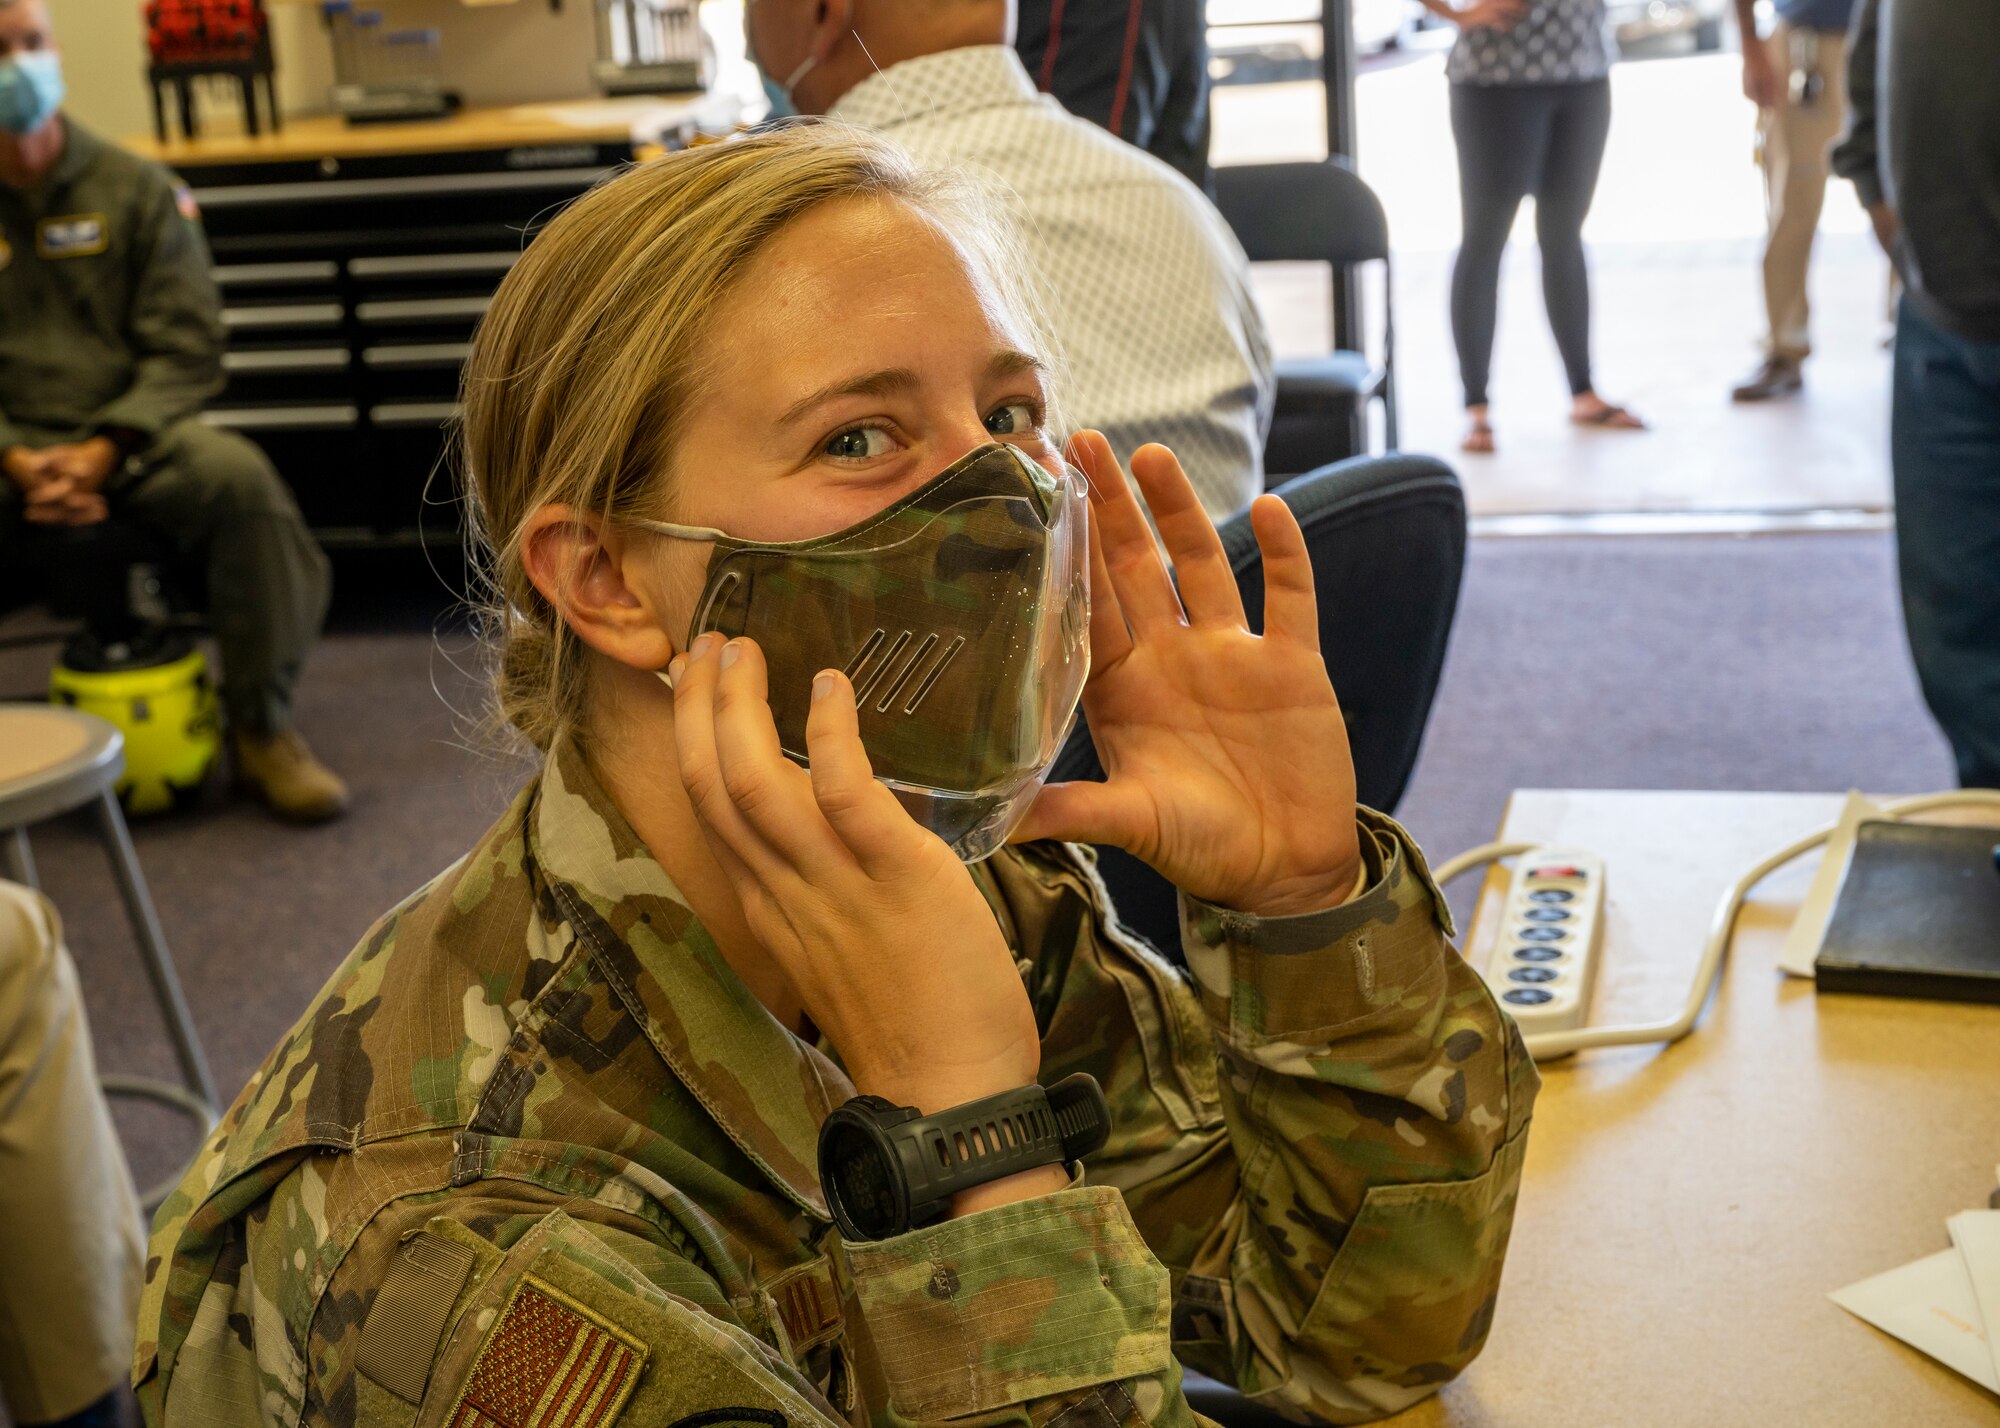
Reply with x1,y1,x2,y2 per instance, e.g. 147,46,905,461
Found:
136,742,1538,1428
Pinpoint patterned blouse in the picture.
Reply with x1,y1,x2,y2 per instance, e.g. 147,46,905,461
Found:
1447,0,1617,86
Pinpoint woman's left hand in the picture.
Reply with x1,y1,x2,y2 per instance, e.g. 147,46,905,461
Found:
1010,431,1361,918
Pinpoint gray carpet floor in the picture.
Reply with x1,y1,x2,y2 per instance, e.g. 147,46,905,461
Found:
2,531,1958,1207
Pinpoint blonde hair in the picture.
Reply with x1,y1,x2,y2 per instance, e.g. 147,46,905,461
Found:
458,123,1057,754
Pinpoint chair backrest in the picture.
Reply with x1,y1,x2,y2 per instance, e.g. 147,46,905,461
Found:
1050,453,1467,963
1212,158,1390,270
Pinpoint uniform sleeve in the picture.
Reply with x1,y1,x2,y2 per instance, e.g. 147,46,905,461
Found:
376,1201,1176,1428
1830,0,1884,207
89,175,224,439
997,810,1538,1425
197,1186,857,1428
341,1206,847,1428
832,1178,1179,1428
149,1165,1182,1428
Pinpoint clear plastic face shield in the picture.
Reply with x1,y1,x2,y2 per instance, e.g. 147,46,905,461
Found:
637,442,1090,861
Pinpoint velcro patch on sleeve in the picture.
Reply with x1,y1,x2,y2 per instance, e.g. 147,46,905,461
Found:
447,1274,647,1428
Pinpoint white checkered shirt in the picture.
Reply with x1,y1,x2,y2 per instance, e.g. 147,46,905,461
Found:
830,46,1274,518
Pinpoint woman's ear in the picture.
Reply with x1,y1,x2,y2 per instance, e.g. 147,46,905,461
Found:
519,504,678,673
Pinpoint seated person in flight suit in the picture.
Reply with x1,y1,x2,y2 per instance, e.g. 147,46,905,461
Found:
0,880,143,1428
746,0,1274,519
0,0,346,821
136,127,1538,1428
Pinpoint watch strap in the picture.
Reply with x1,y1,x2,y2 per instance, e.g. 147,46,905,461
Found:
820,1073,1110,1240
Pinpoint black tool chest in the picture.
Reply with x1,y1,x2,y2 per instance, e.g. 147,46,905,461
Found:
180,136,632,548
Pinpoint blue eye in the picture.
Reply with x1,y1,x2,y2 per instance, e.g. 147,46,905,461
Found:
824,425,893,460
984,402,1040,436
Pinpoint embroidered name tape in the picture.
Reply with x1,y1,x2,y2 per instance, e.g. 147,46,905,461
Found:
38,214,107,258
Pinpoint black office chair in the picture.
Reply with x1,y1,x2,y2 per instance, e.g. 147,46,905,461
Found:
1213,160,1397,481
1050,452,1465,964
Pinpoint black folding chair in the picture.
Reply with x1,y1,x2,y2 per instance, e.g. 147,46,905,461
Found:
1213,159,1397,480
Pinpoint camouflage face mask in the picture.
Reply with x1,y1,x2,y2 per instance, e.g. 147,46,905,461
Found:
638,442,1090,861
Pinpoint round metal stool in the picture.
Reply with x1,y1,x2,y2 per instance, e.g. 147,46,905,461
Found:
0,704,219,1208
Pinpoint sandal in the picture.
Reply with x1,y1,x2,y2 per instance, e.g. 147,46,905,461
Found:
1570,398,1647,431
1461,418,1496,454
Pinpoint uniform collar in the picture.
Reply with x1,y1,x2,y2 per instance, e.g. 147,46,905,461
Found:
828,43,1043,134
48,116,102,193
527,740,851,1219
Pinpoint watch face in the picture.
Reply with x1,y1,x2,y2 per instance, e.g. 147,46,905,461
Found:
826,1120,898,1237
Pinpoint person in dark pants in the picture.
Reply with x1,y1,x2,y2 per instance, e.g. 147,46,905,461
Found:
1832,0,2000,789
1420,0,1645,454
1015,0,1211,189
0,0,346,821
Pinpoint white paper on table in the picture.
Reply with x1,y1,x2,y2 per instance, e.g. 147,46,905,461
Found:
1777,790,1887,978
1829,1248,1999,1392
1947,1210,2000,1383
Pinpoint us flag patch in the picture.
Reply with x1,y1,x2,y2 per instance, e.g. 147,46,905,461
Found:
447,1275,647,1428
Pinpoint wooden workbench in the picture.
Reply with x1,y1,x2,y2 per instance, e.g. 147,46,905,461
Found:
1399,790,2000,1426
125,94,703,166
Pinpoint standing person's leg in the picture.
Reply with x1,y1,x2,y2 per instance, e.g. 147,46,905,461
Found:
0,882,144,1427
116,419,347,821
1149,0,1213,191
1890,297,2000,788
1535,78,1643,430
1739,24,1848,398
1763,25,1812,363
1449,82,1549,452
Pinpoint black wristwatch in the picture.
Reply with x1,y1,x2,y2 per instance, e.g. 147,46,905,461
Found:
818,1073,1111,1241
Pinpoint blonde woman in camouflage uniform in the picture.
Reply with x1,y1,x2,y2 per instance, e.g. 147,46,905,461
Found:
138,125,1539,1428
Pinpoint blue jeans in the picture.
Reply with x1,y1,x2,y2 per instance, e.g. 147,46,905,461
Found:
1892,296,2000,788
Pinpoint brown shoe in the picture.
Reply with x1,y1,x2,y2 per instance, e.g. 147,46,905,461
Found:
233,729,349,823
1730,356,1803,402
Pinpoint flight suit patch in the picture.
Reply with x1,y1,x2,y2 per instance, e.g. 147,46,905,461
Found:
446,1274,647,1428
37,214,107,258
173,182,201,221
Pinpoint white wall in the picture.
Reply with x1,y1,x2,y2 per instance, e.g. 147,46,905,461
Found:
57,0,151,139
56,0,602,143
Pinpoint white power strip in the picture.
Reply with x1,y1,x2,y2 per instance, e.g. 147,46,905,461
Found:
1475,849,1605,1049
1439,792,2000,1061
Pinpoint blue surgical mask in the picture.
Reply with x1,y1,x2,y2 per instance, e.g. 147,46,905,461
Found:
0,51,63,138
757,66,797,120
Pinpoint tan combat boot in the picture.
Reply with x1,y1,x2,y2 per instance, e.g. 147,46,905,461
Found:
233,728,350,823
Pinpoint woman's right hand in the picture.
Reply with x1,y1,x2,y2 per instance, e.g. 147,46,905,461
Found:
1451,0,1526,28
668,632,1042,1119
